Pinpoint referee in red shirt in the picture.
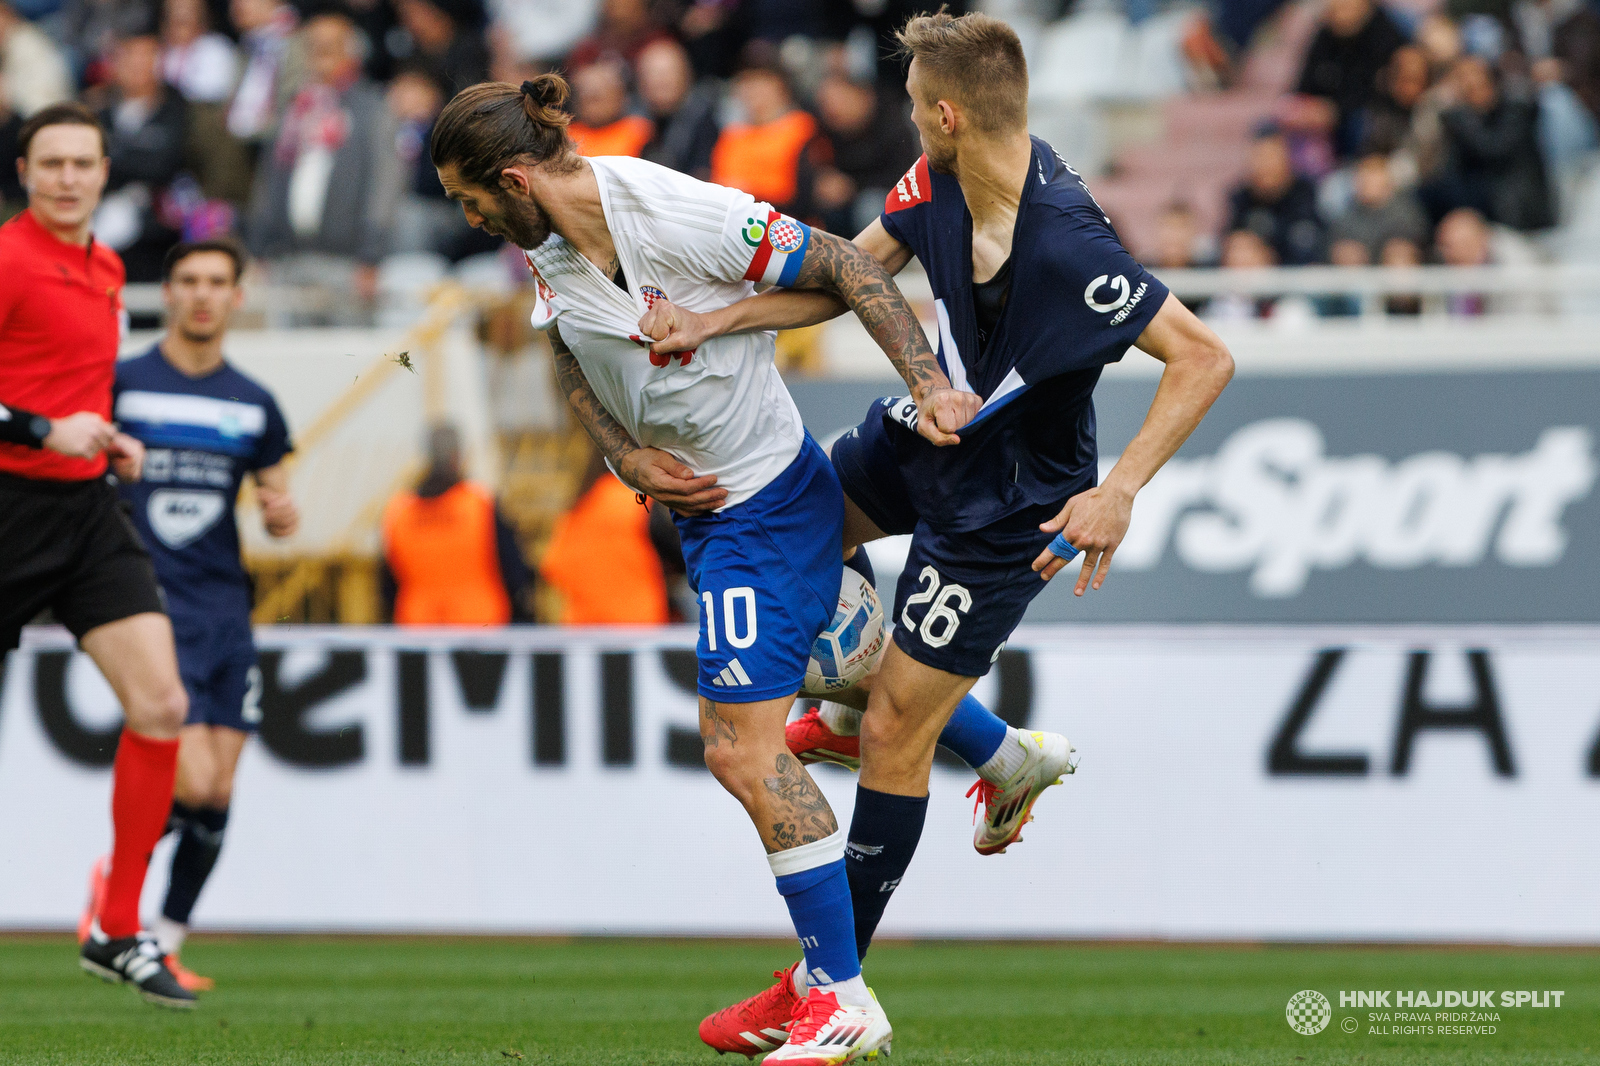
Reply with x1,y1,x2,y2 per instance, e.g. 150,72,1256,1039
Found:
0,103,194,1008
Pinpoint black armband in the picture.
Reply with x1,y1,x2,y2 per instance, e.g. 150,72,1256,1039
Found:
0,402,52,448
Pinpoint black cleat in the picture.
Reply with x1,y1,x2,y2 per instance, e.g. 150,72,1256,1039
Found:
80,929,197,1009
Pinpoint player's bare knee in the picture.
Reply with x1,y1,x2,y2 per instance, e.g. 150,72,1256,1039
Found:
127,681,188,736
701,744,757,801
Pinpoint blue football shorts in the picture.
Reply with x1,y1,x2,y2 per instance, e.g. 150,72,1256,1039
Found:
830,398,1084,679
674,431,844,702
172,613,263,733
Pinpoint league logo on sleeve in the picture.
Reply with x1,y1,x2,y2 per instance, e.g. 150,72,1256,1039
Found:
885,156,932,214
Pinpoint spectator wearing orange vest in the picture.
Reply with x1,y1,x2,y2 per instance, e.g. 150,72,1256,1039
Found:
567,60,654,159
710,60,828,219
539,450,668,625
381,423,531,625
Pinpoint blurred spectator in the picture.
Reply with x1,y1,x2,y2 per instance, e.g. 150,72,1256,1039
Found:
539,450,668,625
226,0,302,145
1149,202,1214,314
1415,12,1463,78
1434,206,1540,314
1362,46,1449,187
392,0,490,94
567,59,653,157
490,0,598,70
636,37,718,178
247,12,399,314
61,0,147,87
1517,0,1600,216
1207,229,1279,320
810,75,919,236
162,0,238,103
1329,153,1428,260
382,423,532,625
1149,202,1214,270
711,61,826,219
1295,0,1406,159
568,0,670,71
94,33,188,281
0,0,72,117
388,62,496,259
1380,234,1423,316
1427,55,1554,231
1226,124,1326,265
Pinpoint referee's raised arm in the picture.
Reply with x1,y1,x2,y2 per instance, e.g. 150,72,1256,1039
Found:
0,101,197,1008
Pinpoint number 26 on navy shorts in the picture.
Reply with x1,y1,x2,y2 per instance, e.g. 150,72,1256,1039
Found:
890,514,1058,679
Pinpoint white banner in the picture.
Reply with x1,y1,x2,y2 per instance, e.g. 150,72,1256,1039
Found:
3,625,1598,941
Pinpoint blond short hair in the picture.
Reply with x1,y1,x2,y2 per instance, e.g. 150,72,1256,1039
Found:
896,12,1028,134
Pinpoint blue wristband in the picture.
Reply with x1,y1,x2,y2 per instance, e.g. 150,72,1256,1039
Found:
1048,532,1079,561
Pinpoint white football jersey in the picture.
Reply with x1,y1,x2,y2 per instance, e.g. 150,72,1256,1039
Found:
525,156,819,509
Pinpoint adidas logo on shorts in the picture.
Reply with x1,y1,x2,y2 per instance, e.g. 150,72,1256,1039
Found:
710,659,753,687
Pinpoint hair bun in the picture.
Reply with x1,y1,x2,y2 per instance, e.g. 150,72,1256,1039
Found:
521,76,566,110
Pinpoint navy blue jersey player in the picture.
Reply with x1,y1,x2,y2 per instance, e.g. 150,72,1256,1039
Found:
106,240,297,991
642,12,1233,1046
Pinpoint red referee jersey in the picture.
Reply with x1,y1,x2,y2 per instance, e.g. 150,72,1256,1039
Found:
0,209,125,481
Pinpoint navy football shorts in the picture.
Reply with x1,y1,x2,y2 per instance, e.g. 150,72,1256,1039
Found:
172,613,263,733
830,399,1072,679
674,431,844,702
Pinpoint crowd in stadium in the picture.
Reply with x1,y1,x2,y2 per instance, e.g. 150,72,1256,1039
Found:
1,0,1595,317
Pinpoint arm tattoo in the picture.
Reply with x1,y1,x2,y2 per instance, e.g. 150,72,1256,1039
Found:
762,752,837,853
793,230,948,401
701,699,738,749
549,325,639,469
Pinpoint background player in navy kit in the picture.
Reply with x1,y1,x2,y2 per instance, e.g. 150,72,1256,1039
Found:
106,239,298,991
643,11,1235,1041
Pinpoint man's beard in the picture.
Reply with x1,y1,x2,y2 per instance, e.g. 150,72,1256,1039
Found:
178,319,224,344
924,135,958,176
486,192,553,249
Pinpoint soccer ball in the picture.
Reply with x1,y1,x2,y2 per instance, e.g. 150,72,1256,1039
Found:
802,567,886,697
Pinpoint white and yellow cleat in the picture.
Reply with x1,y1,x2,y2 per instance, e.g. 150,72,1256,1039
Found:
966,730,1077,855
763,987,892,1065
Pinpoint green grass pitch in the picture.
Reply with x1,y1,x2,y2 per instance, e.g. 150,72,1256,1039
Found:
1,935,1594,1065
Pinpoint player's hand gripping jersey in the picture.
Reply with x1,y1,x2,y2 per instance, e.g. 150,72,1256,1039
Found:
873,138,1170,531
524,156,815,510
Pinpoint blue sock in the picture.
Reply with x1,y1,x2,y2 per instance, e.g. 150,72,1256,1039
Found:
771,831,860,986
937,693,1008,768
842,548,875,587
844,785,928,959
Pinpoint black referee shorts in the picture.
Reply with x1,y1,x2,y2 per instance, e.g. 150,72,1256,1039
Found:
0,472,166,653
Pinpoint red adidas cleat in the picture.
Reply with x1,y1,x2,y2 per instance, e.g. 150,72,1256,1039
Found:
699,961,802,1057
786,708,860,772
164,954,215,992
77,855,109,945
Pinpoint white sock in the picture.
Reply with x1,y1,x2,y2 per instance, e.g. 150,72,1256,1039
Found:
813,973,872,1009
976,727,1028,784
153,916,188,956
793,961,810,997
817,701,861,736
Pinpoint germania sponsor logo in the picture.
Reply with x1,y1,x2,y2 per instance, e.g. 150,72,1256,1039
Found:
1084,274,1131,313
1287,990,1332,1034
1110,419,1596,596
741,217,767,247
1110,281,1149,325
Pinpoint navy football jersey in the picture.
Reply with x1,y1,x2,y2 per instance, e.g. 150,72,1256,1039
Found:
878,137,1169,531
114,346,292,623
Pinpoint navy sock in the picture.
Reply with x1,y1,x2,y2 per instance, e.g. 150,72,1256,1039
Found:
844,785,928,959
937,693,1009,768
842,548,875,588
165,799,198,838
161,806,228,925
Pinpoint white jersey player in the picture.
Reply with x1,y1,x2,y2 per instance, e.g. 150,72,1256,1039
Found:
430,76,977,1066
